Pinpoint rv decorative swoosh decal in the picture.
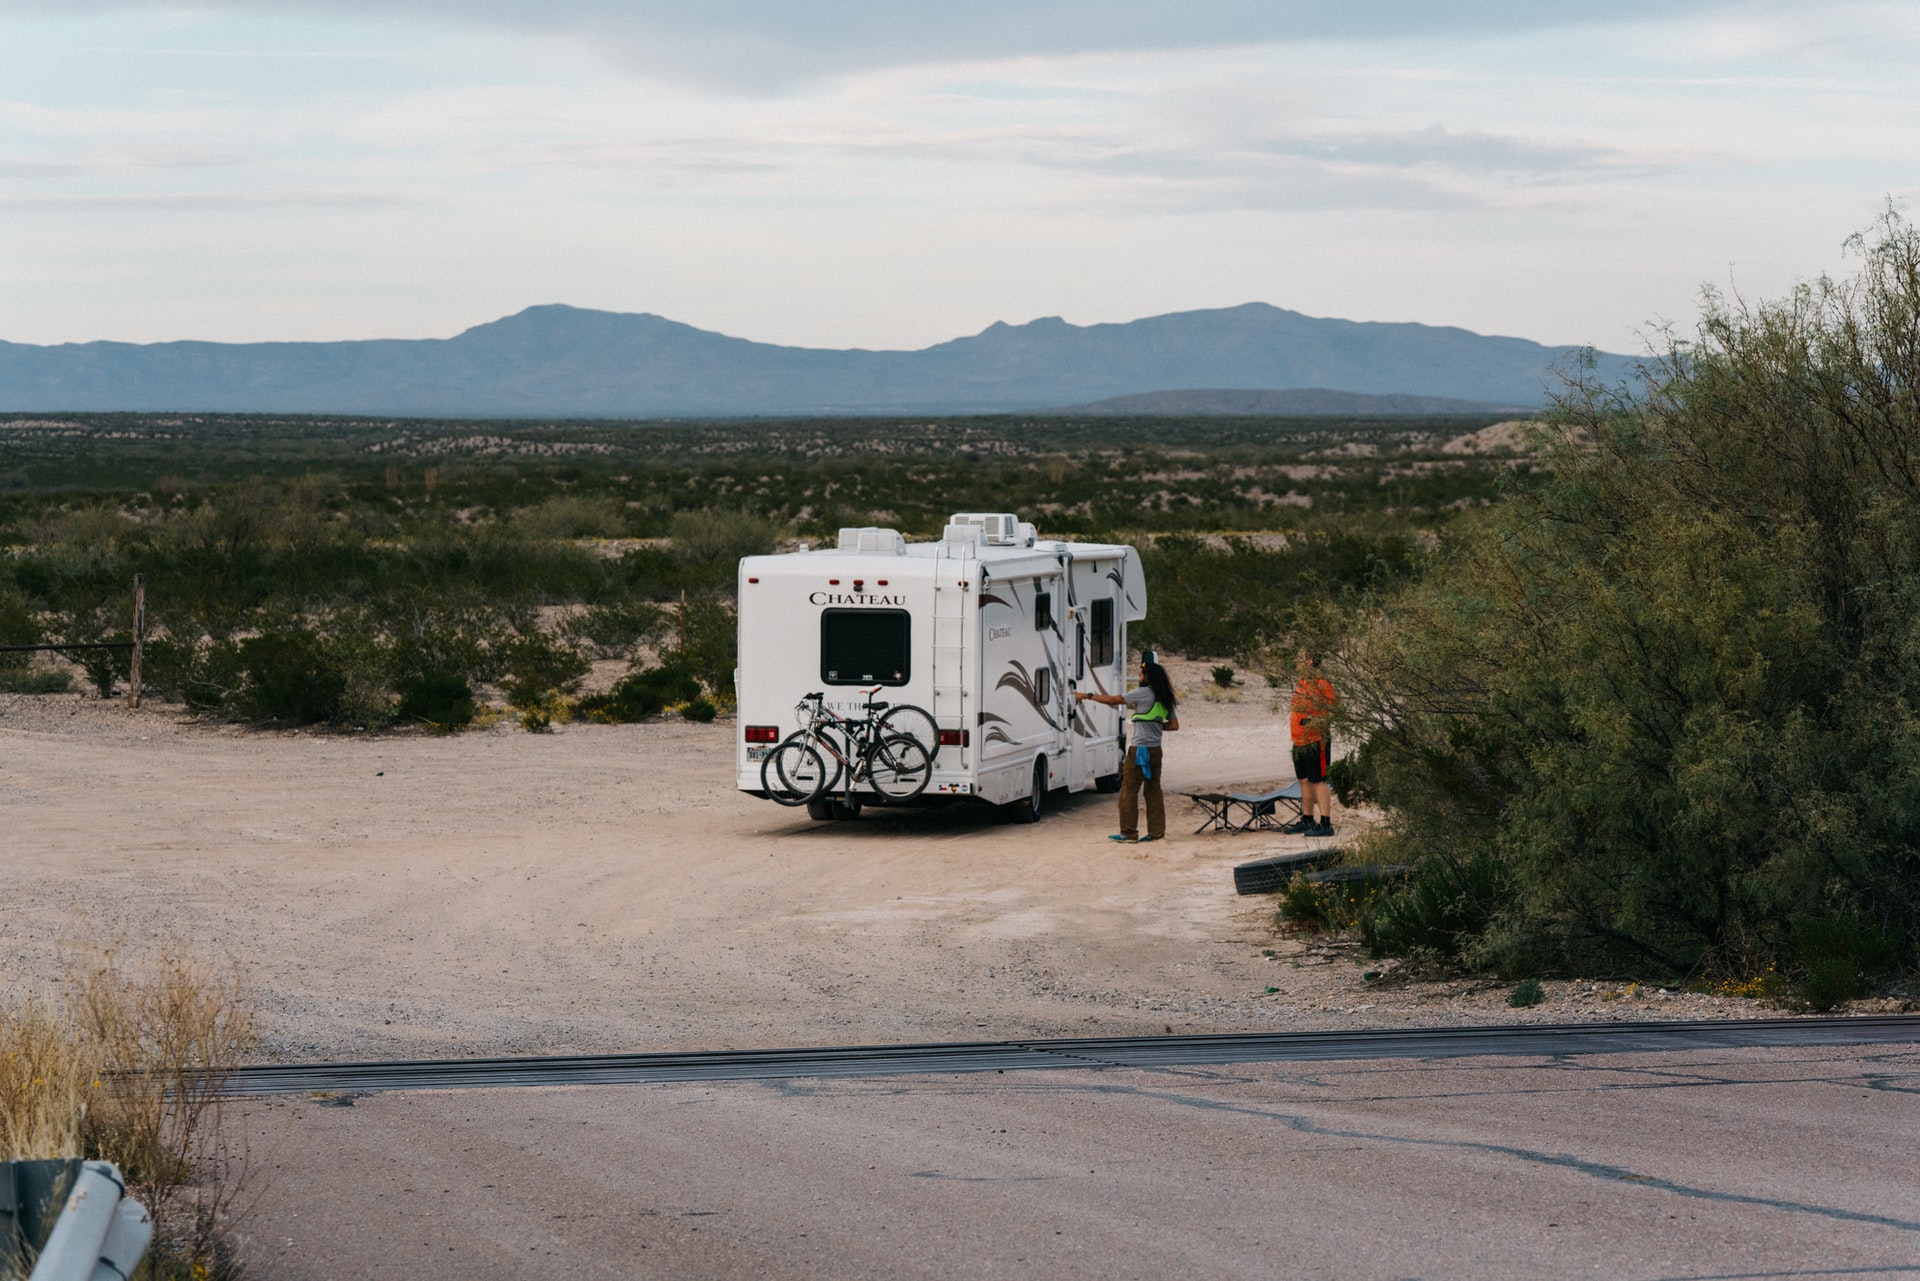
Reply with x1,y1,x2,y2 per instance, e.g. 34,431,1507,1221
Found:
983,726,1016,747
996,659,1061,731
1105,565,1139,613
978,592,1016,612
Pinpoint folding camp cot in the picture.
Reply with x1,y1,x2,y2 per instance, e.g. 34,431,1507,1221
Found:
1183,781,1304,834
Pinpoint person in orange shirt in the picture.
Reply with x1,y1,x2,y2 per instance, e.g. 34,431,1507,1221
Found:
1285,650,1337,837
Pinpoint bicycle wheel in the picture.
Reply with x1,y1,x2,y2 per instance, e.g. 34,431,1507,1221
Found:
762,736,830,806
866,733,933,800
876,703,941,761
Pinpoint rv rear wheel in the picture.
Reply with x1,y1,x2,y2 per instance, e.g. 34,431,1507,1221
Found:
806,798,862,821
1094,772,1122,794
1004,757,1048,824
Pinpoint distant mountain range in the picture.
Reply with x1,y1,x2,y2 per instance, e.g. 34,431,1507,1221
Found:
1051,388,1527,416
0,303,1633,417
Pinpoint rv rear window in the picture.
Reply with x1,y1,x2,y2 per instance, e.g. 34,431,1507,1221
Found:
820,609,911,686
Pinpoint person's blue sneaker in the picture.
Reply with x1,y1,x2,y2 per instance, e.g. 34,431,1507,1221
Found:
1108,833,1138,843
1137,835,1162,843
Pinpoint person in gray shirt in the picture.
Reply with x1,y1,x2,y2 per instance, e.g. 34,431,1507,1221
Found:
1076,656,1179,842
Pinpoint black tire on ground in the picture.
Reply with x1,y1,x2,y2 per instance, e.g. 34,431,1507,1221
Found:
806,798,835,822
1004,757,1048,824
1094,772,1122,794
832,798,863,820
763,737,829,807
1232,847,1344,895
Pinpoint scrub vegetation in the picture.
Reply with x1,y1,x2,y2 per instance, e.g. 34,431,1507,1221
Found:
1307,211,1920,1005
0,410,1516,727
1,952,255,1280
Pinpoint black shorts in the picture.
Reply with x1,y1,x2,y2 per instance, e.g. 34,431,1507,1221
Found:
1292,740,1330,784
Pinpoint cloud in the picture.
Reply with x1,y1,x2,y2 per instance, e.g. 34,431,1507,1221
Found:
0,0,1751,84
1257,125,1637,180
0,187,423,211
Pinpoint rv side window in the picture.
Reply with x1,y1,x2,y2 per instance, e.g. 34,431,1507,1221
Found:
1090,598,1115,667
820,609,911,686
1075,621,1086,679
1034,591,1053,632
1036,668,1050,705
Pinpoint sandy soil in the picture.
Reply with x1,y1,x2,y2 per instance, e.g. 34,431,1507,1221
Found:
1,660,1854,1063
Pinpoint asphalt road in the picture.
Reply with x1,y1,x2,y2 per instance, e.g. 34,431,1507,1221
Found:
234,1041,1920,1280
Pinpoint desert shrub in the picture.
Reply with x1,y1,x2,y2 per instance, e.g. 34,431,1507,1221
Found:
578,663,701,723
669,508,776,566
512,493,629,540
560,600,664,658
234,631,348,724
681,696,717,722
388,623,491,729
1276,876,1329,931
1507,978,1544,1008
1211,665,1235,687
496,631,590,712
664,592,737,699
394,671,475,729
1275,870,1397,935
142,637,244,711
1337,211,1920,981
1790,915,1902,1011
0,663,73,694
1360,848,1507,961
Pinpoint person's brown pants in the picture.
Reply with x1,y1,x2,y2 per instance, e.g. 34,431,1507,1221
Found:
1118,746,1164,839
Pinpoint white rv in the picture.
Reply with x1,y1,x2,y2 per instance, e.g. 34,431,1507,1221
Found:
735,512,1148,821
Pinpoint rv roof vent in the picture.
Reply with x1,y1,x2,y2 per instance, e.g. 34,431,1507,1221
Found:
837,526,906,555
948,512,1020,546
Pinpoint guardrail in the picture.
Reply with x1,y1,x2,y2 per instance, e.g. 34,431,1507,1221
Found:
1,1161,149,1281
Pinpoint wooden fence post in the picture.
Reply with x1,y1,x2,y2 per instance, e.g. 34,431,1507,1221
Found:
127,573,146,710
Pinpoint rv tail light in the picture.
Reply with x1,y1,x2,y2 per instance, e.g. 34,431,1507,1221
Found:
744,726,780,743
747,576,759,584
937,729,969,747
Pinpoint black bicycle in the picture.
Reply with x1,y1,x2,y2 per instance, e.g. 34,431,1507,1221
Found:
761,690,934,807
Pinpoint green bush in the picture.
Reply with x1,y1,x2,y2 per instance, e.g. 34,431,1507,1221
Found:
1338,211,1920,979
1211,665,1235,687
0,663,73,694
1791,915,1902,1011
1360,848,1506,961
395,671,475,729
142,637,243,711
680,696,717,723
235,631,347,724
560,600,663,659
496,632,589,712
1507,978,1544,1008
578,663,702,723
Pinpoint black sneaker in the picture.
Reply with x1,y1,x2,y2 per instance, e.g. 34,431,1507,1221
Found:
1314,817,1334,837
1279,816,1314,835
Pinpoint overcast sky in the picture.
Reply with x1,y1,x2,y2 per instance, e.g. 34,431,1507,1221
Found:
2,1,1916,351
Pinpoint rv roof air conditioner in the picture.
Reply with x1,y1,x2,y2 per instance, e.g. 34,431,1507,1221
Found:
948,513,1033,547
836,526,906,555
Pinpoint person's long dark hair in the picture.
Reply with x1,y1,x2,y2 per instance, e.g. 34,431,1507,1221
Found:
1141,659,1176,713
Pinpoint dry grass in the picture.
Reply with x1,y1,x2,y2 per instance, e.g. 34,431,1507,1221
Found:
1,951,256,1280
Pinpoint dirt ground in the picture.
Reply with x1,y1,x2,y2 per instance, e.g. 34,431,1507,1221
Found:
1,659,1849,1063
